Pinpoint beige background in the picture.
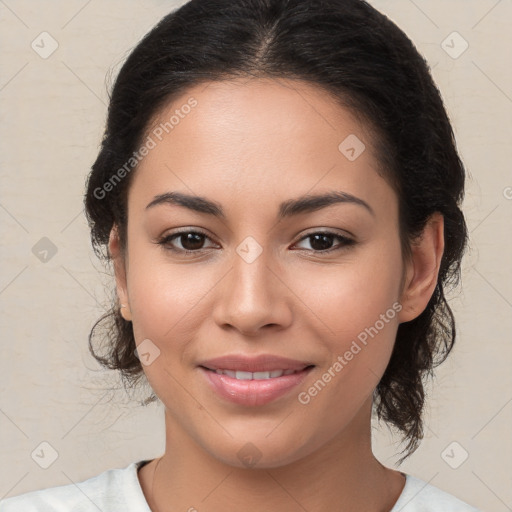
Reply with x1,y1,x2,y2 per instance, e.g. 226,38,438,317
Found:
0,1,510,510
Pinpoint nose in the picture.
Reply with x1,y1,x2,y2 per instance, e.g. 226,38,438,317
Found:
211,246,293,336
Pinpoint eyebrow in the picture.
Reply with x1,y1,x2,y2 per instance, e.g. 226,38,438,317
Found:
145,190,375,219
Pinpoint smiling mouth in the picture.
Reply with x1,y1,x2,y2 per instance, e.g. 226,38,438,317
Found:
200,364,316,406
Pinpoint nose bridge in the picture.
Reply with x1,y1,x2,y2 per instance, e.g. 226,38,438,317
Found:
212,235,291,333
234,239,272,300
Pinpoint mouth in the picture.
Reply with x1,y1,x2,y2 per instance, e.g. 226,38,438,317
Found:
199,365,315,406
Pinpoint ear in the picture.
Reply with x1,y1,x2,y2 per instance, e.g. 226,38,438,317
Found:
398,212,444,323
108,225,132,322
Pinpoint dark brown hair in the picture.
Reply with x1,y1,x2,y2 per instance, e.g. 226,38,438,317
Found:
84,0,468,464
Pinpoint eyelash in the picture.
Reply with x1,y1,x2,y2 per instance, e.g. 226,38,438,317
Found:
156,228,356,255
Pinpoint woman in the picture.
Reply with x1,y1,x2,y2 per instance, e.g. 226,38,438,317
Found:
1,0,482,510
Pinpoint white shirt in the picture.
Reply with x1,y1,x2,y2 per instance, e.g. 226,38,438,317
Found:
0,460,482,511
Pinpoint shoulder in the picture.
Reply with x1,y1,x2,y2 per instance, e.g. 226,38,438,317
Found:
391,474,483,512
0,460,152,512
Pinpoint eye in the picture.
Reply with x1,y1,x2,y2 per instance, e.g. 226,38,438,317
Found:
293,231,356,253
157,229,217,253
157,229,356,255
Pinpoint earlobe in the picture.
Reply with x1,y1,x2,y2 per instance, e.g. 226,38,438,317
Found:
108,225,131,318
119,303,133,322
398,213,445,323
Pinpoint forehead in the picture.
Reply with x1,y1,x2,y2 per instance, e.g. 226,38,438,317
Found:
129,77,395,219
148,77,374,159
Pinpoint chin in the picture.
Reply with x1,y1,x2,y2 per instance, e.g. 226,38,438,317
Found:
202,432,314,470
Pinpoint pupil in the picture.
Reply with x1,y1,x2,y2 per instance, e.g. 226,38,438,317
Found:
182,233,204,250
310,234,332,251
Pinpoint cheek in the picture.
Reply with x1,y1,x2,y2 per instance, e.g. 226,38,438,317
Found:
128,263,208,339
293,239,403,394
292,256,403,435
295,241,403,337
125,240,222,355
124,248,215,398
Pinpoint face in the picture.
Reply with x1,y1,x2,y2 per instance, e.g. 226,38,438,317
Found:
111,77,434,469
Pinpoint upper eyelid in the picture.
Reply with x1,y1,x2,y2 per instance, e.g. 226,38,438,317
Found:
163,227,217,242
296,228,355,240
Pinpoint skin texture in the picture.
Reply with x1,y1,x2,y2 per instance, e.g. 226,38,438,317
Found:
109,77,444,512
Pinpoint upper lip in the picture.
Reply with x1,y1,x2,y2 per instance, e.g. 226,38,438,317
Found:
199,354,314,373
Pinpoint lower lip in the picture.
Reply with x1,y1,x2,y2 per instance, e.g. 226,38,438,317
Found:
200,366,314,406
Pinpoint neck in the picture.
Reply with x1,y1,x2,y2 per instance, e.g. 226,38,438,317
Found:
141,399,405,512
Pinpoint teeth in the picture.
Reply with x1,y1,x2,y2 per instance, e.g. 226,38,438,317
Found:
236,370,253,380
213,368,302,380
253,371,273,379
